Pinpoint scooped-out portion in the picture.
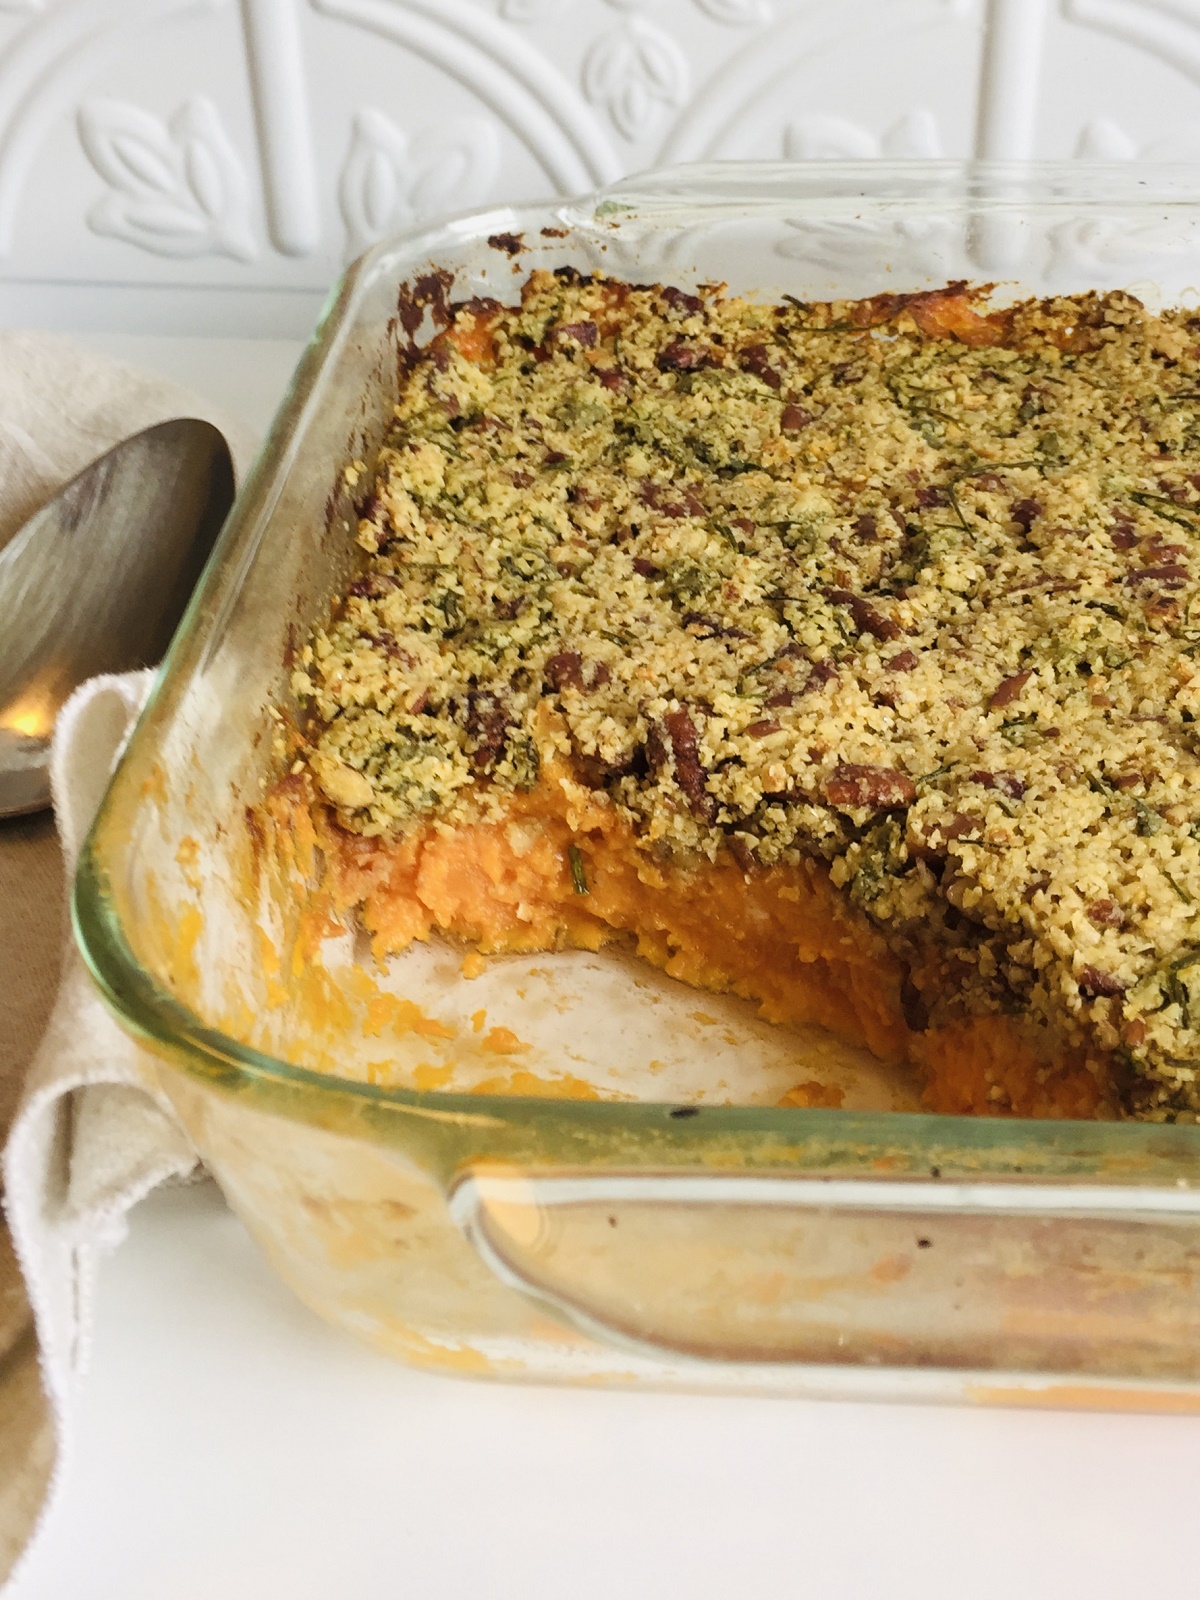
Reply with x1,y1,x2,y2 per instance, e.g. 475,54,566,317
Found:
278,267,1200,1122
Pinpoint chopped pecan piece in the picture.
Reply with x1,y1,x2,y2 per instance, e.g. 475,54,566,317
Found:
1010,497,1042,532
1145,594,1182,623
887,649,919,672
1087,899,1124,929
915,486,949,509
656,340,713,373
681,612,752,641
1110,521,1137,550
640,481,706,519
1157,478,1190,502
740,344,782,389
545,651,609,692
396,269,454,343
1125,565,1189,586
745,720,782,737
988,670,1032,710
1143,541,1187,561
465,691,510,772
780,403,812,433
724,834,755,871
936,813,981,842
347,572,399,599
662,286,704,315
970,770,1026,799
363,631,412,663
1078,965,1127,998
557,320,598,347
664,707,718,824
824,764,916,811
803,658,838,694
826,589,902,642
544,651,585,691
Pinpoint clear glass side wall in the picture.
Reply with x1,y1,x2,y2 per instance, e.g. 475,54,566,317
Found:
74,162,1200,1185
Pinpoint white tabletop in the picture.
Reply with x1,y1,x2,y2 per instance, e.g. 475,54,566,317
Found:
11,336,1200,1600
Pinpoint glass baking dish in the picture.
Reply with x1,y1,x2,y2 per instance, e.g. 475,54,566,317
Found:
75,162,1200,1409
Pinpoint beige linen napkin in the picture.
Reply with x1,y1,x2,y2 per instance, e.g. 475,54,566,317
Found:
0,336,256,1590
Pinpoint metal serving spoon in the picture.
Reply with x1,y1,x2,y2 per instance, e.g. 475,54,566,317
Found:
0,418,235,818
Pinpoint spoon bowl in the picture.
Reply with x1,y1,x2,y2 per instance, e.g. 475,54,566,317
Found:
0,418,235,817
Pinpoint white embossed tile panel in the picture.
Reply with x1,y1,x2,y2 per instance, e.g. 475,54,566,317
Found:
1,0,1200,333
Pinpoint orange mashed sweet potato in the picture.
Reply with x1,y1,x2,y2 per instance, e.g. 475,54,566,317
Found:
297,759,1111,1120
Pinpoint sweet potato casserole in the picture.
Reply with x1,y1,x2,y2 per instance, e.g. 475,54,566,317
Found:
282,267,1200,1123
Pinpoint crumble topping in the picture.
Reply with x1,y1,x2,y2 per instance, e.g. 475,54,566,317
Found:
292,267,1200,1119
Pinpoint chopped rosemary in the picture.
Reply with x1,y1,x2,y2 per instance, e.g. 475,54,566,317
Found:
946,481,969,531
1131,491,1200,529
568,844,589,895
1165,869,1193,905
916,764,955,787
953,460,1037,479
1161,949,1200,1028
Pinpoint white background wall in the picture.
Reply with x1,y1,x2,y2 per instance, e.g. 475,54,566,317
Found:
1,0,1200,332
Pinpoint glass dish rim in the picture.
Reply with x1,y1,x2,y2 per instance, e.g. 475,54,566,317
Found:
71,157,1200,1164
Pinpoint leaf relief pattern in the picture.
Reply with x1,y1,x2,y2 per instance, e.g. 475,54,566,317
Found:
498,0,566,19
784,109,942,161
583,20,690,141
693,0,773,22
78,97,255,260
1074,117,1200,163
338,109,499,258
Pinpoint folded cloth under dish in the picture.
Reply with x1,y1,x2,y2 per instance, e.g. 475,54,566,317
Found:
0,334,256,1592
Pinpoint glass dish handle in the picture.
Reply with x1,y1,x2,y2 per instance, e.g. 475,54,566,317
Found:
451,1168,1200,1375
